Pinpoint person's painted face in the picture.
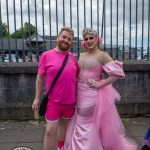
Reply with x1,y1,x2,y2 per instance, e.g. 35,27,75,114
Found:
57,31,73,51
83,34,98,50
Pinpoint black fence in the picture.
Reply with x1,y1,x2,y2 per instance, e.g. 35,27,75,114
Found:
0,0,150,62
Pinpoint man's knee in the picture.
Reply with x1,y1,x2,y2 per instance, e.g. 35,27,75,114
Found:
45,122,58,138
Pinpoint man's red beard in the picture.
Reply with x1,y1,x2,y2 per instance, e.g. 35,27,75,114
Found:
57,41,70,51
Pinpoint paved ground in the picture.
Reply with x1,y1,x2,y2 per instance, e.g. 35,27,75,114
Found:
0,117,149,150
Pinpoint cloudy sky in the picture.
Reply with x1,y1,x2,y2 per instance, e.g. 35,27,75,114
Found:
1,0,150,48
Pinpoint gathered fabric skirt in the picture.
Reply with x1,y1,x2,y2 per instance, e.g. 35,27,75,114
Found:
64,81,138,150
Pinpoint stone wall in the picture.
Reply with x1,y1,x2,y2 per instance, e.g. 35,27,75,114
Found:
0,61,150,119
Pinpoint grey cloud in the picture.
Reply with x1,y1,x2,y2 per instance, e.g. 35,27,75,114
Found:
1,0,149,46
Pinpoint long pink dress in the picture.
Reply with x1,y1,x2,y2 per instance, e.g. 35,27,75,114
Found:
64,59,138,150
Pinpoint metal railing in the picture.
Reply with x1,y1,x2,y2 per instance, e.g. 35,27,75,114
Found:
0,0,150,62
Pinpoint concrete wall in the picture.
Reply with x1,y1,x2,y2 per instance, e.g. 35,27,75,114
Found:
0,61,150,120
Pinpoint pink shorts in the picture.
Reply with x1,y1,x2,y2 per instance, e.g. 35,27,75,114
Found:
45,101,75,121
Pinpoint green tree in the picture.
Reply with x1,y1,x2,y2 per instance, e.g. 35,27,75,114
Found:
10,28,22,39
0,22,8,38
23,22,36,38
11,22,36,39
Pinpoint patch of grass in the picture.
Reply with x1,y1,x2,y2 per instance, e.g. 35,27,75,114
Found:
3,119,46,126
121,118,130,123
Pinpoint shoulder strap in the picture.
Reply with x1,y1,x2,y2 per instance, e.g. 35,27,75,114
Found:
47,53,68,95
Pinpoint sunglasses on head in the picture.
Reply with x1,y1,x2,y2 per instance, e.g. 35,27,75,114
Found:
84,36,95,41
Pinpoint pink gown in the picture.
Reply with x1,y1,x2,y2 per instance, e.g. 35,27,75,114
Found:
64,59,138,150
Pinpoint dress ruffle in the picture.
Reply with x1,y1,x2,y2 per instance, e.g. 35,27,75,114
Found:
102,61,125,79
92,85,137,150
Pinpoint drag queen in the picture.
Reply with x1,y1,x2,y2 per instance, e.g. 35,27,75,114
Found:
64,28,137,150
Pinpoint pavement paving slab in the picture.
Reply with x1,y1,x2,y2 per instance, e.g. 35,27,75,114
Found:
0,117,149,150
0,129,22,143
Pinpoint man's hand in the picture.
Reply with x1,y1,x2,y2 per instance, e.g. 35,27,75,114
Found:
32,98,40,111
32,74,44,111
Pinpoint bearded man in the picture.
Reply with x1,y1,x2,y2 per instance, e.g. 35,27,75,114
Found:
32,27,78,150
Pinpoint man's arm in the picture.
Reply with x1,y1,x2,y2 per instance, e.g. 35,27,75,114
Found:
32,74,44,111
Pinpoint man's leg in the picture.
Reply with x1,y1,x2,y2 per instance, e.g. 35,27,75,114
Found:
44,120,59,150
57,118,70,150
